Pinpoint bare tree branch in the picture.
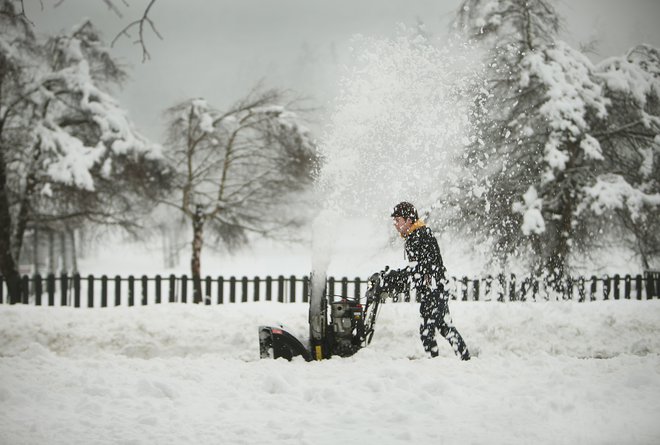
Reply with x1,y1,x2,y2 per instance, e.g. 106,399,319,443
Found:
111,0,162,62
101,0,127,18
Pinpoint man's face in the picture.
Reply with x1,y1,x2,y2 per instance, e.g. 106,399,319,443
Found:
393,216,413,236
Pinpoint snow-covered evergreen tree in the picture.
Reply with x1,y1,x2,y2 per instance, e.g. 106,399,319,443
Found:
451,0,660,280
0,1,167,302
585,45,660,269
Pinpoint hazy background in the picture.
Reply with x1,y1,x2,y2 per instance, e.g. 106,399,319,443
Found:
27,0,660,142
14,0,660,277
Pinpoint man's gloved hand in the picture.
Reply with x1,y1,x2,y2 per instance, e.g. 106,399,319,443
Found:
377,266,410,300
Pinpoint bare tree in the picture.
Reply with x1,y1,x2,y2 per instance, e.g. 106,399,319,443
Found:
161,88,316,301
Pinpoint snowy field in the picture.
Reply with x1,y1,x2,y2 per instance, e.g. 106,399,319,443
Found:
1,300,659,445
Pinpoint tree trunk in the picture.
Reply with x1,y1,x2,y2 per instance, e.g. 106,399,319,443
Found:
60,231,69,273
12,144,40,263
160,226,171,268
33,227,38,275
48,229,56,273
545,141,582,293
191,205,205,303
69,229,78,274
0,148,21,303
546,187,575,293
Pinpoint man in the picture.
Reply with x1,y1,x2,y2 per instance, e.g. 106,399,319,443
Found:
384,201,471,360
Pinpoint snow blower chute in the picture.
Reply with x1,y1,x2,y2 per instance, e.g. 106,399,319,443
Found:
258,272,392,361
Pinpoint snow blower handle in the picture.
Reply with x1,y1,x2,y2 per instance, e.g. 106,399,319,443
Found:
367,271,389,302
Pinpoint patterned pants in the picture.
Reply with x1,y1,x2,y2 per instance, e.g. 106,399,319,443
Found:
419,296,470,360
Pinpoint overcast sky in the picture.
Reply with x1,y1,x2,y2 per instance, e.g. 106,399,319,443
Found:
28,0,660,141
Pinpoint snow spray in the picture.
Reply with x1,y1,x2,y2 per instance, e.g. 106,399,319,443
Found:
311,28,484,284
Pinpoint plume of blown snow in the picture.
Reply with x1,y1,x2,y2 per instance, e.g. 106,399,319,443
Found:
311,28,484,277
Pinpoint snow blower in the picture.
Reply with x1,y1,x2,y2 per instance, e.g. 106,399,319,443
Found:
258,272,393,361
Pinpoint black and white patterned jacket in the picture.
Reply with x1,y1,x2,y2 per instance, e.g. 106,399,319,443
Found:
384,220,449,303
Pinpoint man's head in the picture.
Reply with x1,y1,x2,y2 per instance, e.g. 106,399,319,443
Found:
391,202,418,236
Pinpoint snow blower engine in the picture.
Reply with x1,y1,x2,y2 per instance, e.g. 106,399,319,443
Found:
258,272,393,361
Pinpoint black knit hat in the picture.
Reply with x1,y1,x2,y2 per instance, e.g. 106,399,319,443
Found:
391,202,418,221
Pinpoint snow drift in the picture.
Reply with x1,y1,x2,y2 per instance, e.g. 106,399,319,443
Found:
1,300,659,445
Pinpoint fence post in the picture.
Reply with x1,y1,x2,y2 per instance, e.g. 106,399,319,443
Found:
47,274,55,306
461,277,468,301
242,276,249,303
590,276,598,301
87,275,94,308
72,274,81,307
532,278,539,301
229,276,236,303
289,275,296,303
254,276,260,302
602,275,611,300
217,276,224,304
114,275,121,306
169,274,176,303
577,276,585,303
509,274,516,301
35,274,42,306
61,273,69,306
21,275,29,304
484,275,492,301
473,279,480,301
565,276,573,301
635,275,643,300
497,274,504,302
266,276,272,301
521,277,531,302
181,276,188,303
354,276,361,300
141,275,148,305
613,274,621,300
155,275,162,305
205,276,212,305
302,275,310,303
624,275,631,300
101,275,108,307
646,273,655,299
0,275,3,304
277,275,285,303
128,276,135,306
341,277,348,300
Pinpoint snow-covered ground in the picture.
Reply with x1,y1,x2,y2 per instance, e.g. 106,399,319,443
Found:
1,300,659,445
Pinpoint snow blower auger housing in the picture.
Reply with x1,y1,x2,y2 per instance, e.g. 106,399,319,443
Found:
258,272,392,361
